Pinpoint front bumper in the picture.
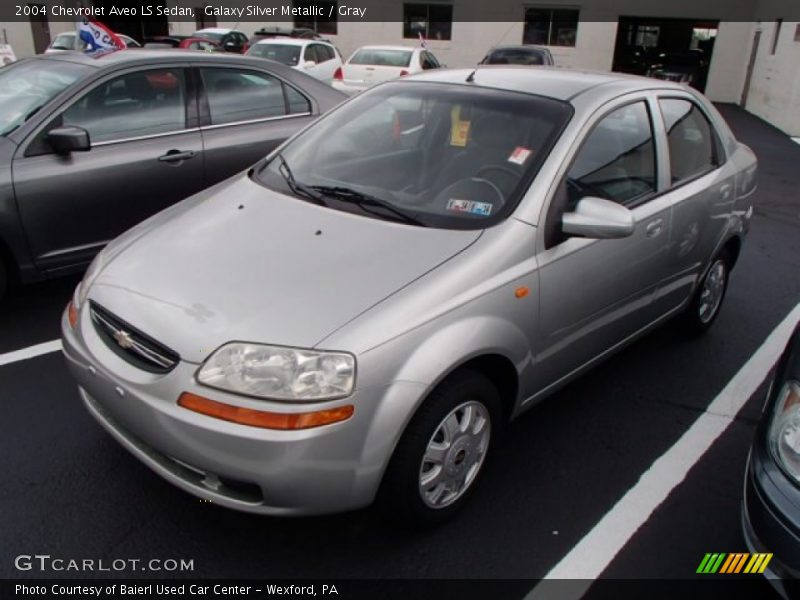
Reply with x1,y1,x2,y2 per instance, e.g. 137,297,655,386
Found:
62,308,426,515
741,445,800,598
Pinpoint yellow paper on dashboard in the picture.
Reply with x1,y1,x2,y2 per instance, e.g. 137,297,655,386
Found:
450,106,470,147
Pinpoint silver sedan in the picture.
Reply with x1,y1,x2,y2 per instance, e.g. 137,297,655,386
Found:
62,66,757,524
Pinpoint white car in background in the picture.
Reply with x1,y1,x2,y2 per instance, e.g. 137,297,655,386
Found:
247,38,343,84
45,31,140,53
332,45,441,94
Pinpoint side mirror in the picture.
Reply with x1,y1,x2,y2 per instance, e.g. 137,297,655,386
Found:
562,196,634,239
47,126,91,154
303,60,316,68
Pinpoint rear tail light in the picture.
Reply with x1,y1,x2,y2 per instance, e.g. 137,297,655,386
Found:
399,69,410,77
333,67,343,80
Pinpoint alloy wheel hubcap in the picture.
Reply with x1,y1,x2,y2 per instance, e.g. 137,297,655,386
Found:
419,400,491,509
698,259,726,323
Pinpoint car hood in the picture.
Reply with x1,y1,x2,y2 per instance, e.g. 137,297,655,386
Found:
88,174,481,364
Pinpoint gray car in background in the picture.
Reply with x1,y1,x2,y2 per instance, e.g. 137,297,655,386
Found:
480,45,555,66
0,50,345,298
62,67,757,524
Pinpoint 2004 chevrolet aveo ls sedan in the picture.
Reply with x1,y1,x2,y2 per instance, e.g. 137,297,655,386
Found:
62,67,757,524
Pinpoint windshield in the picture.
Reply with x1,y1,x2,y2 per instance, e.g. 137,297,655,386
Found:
350,49,412,67
0,59,89,136
486,48,546,65
247,43,302,66
51,33,77,50
255,82,571,229
195,31,224,43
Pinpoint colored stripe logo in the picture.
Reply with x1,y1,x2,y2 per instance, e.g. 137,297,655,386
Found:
696,552,773,574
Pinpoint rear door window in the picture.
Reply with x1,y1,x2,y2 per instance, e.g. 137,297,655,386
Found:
658,98,721,184
201,68,288,125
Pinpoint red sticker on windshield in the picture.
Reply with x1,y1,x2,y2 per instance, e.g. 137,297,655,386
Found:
508,147,532,165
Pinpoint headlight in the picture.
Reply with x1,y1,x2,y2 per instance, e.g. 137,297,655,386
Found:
197,343,356,401
768,380,800,484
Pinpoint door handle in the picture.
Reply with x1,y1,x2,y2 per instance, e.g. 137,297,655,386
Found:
158,150,196,163
719,183,733,200
645,218,664,238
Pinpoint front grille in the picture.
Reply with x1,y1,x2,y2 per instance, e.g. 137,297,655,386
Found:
89,301,179,373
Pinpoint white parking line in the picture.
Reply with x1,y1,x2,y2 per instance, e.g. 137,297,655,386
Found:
0,339,62,367
527,302,800,599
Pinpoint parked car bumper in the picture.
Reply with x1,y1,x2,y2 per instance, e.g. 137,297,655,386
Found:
61,308,426,516
741,443,800,599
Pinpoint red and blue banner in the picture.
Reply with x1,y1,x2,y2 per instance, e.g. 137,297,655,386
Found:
76,18,124,53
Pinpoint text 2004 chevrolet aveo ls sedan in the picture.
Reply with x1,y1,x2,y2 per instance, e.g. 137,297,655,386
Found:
62,67,757,524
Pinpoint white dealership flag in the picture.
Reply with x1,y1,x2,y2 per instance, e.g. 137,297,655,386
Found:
75,17,124,53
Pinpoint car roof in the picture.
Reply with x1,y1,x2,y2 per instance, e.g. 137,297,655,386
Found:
29,49,294,69
407,65,685,102
490,45,550,52
254,38,311,47
354,45,419,53
195,28,240,34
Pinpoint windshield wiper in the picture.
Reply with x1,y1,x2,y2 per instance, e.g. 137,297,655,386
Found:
310,185,426,227
2,106,43,137
275,153,327,206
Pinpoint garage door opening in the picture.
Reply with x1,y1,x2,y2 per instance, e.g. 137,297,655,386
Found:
613,17,718,93
91,1,169,44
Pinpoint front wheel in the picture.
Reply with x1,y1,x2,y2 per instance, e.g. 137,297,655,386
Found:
682,249,731,335
0,260,6,303
378,370,500,527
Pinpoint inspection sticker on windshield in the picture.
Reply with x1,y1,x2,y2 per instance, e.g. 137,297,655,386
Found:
447,199,493,216
508,146,532,165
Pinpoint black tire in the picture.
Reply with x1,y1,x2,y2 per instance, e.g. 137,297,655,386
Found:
0,260,6,303
681,248,732,335
378,370,500,527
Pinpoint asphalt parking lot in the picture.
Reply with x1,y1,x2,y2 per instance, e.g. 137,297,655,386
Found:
1,104,799,593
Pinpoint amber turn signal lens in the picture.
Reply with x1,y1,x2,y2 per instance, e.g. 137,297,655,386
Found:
515,286,530,298
177,392,354,430
67,301,78,329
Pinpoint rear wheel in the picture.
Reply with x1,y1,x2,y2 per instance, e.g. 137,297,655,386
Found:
378,370,500,527
682,249,731,335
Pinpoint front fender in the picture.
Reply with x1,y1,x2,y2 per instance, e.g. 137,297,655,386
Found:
358,313,533,436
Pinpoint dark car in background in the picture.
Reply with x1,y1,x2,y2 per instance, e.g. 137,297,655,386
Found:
194,28,250,53
647,50,708,87
742,322,800,598
250,27,325,43
479,45,554,66
0,50,345,299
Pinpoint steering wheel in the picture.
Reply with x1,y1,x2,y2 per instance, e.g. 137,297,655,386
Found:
476,164,519,181
475,164,520,195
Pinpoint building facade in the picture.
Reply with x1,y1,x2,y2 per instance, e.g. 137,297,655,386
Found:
1,0,798,134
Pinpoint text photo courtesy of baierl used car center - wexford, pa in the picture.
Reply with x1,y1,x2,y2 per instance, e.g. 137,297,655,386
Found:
1,0,800,599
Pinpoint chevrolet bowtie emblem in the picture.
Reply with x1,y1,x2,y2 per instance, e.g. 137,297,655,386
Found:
113,329,134,350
